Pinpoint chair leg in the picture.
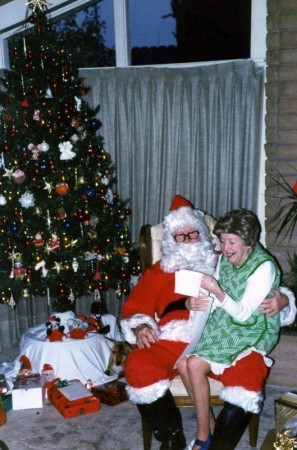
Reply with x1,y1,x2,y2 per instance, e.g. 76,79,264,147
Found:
248,413,259,448
142,416,153,450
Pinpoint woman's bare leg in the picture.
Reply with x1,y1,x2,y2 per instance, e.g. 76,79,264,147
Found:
178,356,211,449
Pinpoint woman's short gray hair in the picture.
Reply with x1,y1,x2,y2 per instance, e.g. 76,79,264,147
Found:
213,209,261,246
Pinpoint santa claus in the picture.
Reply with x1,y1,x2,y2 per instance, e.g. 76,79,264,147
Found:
121,195,295,450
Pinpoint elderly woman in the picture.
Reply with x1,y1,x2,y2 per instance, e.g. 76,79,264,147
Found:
177,209,282,450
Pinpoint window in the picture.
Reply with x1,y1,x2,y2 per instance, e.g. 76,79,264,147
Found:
129,0,251,66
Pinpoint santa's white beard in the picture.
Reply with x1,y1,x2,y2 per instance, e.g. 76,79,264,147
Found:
160,240,217,275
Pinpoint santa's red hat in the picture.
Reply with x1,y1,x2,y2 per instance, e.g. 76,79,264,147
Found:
76,315,87,322
47,315,57,322
169,195,194,211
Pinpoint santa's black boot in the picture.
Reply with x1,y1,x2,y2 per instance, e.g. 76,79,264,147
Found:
137,390,186,450
209,402,251,450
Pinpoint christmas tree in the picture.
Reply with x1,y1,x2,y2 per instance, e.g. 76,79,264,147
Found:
0,0,140,311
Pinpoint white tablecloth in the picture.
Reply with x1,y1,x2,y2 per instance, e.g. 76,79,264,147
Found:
15,314,124,386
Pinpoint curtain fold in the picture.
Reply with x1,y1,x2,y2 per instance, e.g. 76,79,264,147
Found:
80,61,264,244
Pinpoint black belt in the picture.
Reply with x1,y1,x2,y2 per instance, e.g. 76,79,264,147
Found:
160,298,187,319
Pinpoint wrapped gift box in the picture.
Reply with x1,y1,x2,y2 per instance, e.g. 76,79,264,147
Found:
12,373,43,410
2,394,12,412
48,379,100,419
91,380,128,406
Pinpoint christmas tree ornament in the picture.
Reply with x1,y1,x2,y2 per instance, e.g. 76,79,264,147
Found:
86,187,95,198
8,294,15,309
21,98,29,107
87,228,97,240
89,118,101,129
26,0,49,12
101,176,109,186
19,144,27,152
9,223,20,234
2,142,12,153
0,195,7,206
3,168,13,179
72,258,78,273
70,133,79,143
68,288,75,303
28,143,40,160
34,206,42,216
18,191,35,208
35,259,48,277
43,180,53,193
59,140,75,160
38,140,49,152
49,234,60,250
33,232,44,247
55,182,69,196
21,288,30,298
56,207,67,219
63,219,73,230
77,175,87,185
71,117,81,128
39,160,49,172
12,169,26,184
33,109,40,121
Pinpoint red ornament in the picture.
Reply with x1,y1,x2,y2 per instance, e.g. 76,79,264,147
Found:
28,14,36,23
125,208,132,216
119,269,129,280
293,180,297,195
21,98,29,107
56,182,69,196
2,142,11,153
57,285,67,297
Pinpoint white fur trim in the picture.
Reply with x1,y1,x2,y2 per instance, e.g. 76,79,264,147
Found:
126,378,171,404
159,319,191,342
220,386,263,413
120,314,159,344
279,286,297,326
208,348,272,376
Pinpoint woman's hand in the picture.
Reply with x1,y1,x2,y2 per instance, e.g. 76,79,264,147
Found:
186,296,210,311
201,274,225,302
134,324,159,349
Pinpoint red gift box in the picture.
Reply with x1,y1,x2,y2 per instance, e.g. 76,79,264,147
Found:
48,379,100,419
91,380,128,406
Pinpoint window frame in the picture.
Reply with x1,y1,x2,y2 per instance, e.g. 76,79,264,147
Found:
0,0,265,69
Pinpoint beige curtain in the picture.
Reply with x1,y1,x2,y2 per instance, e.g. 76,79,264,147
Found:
80,61,264,244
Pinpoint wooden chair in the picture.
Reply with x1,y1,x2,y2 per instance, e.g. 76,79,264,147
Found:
139,222,260,449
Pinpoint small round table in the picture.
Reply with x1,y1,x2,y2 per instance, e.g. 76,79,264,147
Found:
18,314,123,385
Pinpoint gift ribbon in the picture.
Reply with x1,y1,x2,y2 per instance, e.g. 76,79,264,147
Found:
55,379,68,387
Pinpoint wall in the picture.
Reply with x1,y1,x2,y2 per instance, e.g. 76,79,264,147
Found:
266,0,297,274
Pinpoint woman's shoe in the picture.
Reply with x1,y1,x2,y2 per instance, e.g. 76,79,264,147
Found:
194,434,212,450
187,434,211,450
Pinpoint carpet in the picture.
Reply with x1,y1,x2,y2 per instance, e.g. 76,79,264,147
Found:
0,346,290,450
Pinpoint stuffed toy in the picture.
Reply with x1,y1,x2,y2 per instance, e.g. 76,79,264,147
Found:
18,355,32,376
86,314,110,335
67,315,88,339
45,316,67,342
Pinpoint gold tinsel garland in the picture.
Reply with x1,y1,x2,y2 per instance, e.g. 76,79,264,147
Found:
274,430,297,449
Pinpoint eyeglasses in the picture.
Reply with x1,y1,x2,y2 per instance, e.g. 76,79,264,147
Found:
172,230,200,242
